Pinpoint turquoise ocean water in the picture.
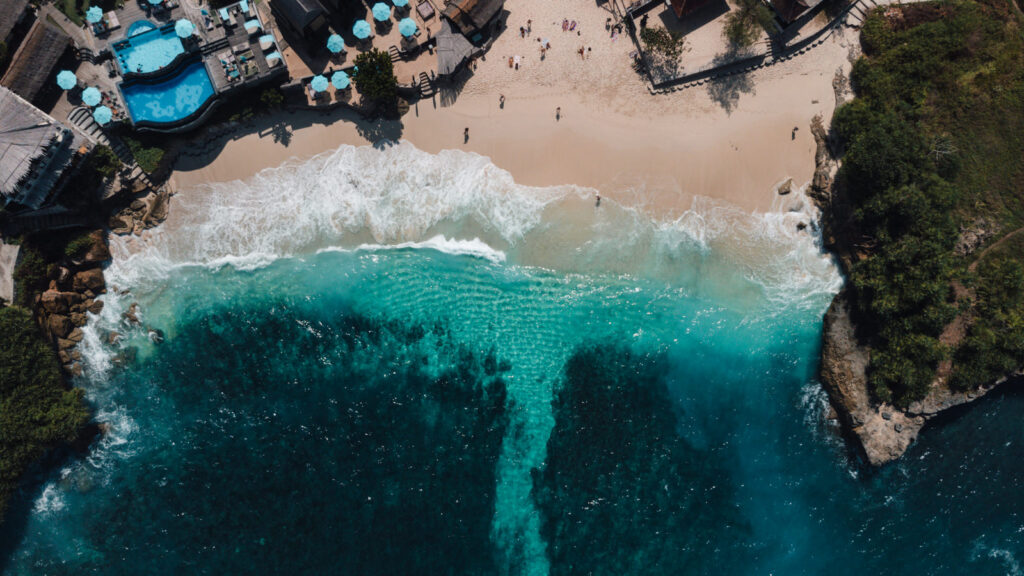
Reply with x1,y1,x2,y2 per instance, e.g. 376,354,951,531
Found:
2,143,1022,575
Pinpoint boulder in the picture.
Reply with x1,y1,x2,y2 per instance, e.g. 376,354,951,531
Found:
73,268,106,293
57,338,77,351
82,231,112,264
85,299,104,314
68,328,85,343
70,312,88,327
47,314,74,339
40,290,75,314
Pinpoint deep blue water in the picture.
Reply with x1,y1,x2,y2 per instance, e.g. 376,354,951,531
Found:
1,145,1020,575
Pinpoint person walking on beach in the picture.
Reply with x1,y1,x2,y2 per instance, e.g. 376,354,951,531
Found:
556,107,561,121
527,19,532,34
464,127,469,143
500,94,505,108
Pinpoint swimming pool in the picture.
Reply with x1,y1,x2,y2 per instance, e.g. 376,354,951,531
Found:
121,60,216,125
127,19,156,37
115,24,184,74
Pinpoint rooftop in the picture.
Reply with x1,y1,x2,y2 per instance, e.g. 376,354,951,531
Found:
0,0,30,42
0,19,71,103
0,86,80,208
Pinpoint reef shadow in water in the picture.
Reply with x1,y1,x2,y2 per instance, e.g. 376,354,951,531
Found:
533,344,751,576
18,305,510,575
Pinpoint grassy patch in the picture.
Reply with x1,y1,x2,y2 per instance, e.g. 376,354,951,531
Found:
833,0,1024,405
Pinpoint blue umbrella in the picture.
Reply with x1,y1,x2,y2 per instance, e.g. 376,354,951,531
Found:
326,33,345,53
86,6,104,23
93,105,112,125
147,0,162,5
331,70,350,89
352,20,371,39
81,86,102,107
393,0,409,6
175,19,195,38
398,17,417,37
56,70,77,90
372,2,390,21
310,75,329,93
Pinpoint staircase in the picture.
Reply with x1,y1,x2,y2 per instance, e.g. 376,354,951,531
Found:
844,0,881,28
67,107,150,185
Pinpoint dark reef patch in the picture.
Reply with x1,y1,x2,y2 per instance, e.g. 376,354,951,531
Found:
35,304,510,575
533,344,750,576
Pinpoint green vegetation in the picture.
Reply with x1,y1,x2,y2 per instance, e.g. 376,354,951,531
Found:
832,0,1024,405
12,229,93,308
122,136,164,174
353,49,398,115
639,27,687,60
57,0,124,26
63,232,95,260
0,306,91,524
85,145,121,181
724,0,775,47
259,87,285,109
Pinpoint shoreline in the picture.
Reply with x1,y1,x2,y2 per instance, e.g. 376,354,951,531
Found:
171,23,853,217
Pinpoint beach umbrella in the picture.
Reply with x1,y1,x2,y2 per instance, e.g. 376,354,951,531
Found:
86,6,104,23
352,19,371,39
81,86,102,107
393,0,409,7
175,19,195,38
310,75,329,93
93,105,112,126
147,0,162,5
326,33,345,54
56,70,77,90
371,2,391,21
331,70,350,90
398,17,417,37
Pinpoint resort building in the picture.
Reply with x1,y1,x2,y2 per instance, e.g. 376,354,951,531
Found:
0,87,83,209
103,0,288,132
0,20,71,104
270,0,331,45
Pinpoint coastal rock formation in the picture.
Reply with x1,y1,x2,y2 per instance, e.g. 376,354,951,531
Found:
820,294,1019,465
109,187,173,236
31,230,112,376
819,294,924,466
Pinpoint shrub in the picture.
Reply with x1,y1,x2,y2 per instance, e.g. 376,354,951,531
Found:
123,136,165,174
259,87,285,109
723,0,775,47
0,306,91,524
353,49,398,114
85,145,121,181
639,27,687,60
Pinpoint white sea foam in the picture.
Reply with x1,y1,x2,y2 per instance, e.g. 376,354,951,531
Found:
100,141,838,311
316,235,508,264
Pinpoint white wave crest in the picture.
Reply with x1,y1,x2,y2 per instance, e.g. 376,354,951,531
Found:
100,141,839,312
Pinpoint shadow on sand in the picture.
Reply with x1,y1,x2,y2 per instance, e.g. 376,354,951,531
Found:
705,48,757,115
174,105,405,173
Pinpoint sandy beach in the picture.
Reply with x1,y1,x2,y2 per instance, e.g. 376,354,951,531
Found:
172,0,855,215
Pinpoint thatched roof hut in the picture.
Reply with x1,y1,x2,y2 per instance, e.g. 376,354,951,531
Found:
0,20,71,103
441,0,504,39
0,0,30,44
0,86,79,209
